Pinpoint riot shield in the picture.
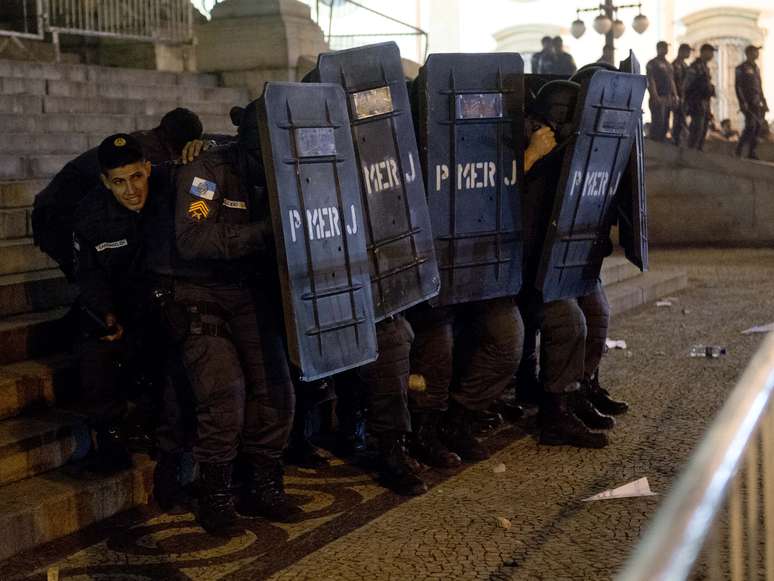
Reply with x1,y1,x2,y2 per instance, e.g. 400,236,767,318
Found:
258,82,378,381
311,42,440,321
415,53,525,306
617,51,648,271
536,70,647,302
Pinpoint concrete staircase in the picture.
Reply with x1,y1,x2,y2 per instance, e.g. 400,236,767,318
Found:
0,58,689,563
0,58,244,562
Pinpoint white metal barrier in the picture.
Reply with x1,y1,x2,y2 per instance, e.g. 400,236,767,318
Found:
0,0,193,61
618,332,774,581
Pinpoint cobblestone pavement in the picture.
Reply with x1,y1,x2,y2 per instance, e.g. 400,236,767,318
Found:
1,248,773,581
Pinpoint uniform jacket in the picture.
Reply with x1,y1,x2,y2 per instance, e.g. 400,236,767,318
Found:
735,61,768,114
683,59,715,107
172,144,272,282
646,57,676,99
73,167,173,319
672,58,688,99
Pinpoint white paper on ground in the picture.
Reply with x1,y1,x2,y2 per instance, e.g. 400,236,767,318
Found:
605,339,628,350
656,300,673,307
742,322,774,335
582,477,658,502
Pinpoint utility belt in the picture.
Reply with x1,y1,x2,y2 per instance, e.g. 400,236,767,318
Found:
149,279,232,342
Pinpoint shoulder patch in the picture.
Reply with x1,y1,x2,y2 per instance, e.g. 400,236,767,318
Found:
95,239,128,252
189,177,217,200
223,199,248,210
188,199,211,221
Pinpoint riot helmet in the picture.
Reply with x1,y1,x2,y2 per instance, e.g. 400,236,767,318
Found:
533,80,580,140
570,62,616,87
230,100,265,187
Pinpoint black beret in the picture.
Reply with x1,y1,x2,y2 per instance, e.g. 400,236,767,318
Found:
97,133,145,172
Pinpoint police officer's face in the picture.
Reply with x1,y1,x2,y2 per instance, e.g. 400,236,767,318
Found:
701,49,715,62
748,48,759,62
101,161,152,211
679,47,691,59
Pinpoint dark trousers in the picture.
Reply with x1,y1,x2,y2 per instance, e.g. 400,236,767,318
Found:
351,316,413,435
672,104,687,146
541,283,610,394
79,338,128,426
649,99,670,141
408,297,523,413
736,110,764,158
687,104,710,150
174,281,294,464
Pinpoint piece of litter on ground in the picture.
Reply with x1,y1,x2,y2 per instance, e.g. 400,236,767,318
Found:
742,322,774,335
496,516,512,529
582,477,658,502
682,308,691,315
605,339,627,350
493,463,506,474
656,300,673,308
47,567,60,581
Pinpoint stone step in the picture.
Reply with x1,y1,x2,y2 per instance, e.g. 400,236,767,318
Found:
0,58,219,88
0,409,90,487
601,255,642,286
42,78,248,104
605,269,689,316
0,238,58,275
42,95,233,117
0,206,31,239
0,180,47,209
0,355,74,421
0,307,70,366
0,453,153,562
0,133,90,155
0,270,76,318
0,112,235,138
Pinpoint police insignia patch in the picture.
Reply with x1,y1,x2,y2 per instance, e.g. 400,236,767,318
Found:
188,200,210,221
114,137,127,147
190,177,217,200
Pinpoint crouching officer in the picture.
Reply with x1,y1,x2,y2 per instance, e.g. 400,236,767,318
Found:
34,108,207,281
161,101,297,536
73,134,172,473
521,80,619,449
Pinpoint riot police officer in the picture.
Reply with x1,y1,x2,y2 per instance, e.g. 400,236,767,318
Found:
33,108,206,280
735,45,769,159
522,80,628,448
158,101,297,535
73,134,174,474
683,44,717,151
532,36,555,74
552,36,577,76
672,43,692,146
646,41,678,142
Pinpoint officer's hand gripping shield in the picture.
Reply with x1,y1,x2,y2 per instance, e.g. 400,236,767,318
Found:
535,69,647,302
415,53,526,306
310,42,440,321
617,50,649,271
258,82,378,381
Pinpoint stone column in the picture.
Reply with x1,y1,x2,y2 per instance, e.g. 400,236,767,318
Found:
195,0,329,99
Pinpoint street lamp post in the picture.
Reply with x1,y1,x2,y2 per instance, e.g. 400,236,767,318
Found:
571,1,649,65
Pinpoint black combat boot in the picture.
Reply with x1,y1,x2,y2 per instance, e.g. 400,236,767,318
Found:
585,372,629,415
197,462,239,536
539,393,609,449
377,432,428,496
92,424,132,474
441,403,490,462
570,391,615,430
154,452,185,511
236,457,303,523
410,412,462,469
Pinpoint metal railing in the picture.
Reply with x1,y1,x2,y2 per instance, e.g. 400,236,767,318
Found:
311,0,428,63
618,332,774,581
0,0,193,61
